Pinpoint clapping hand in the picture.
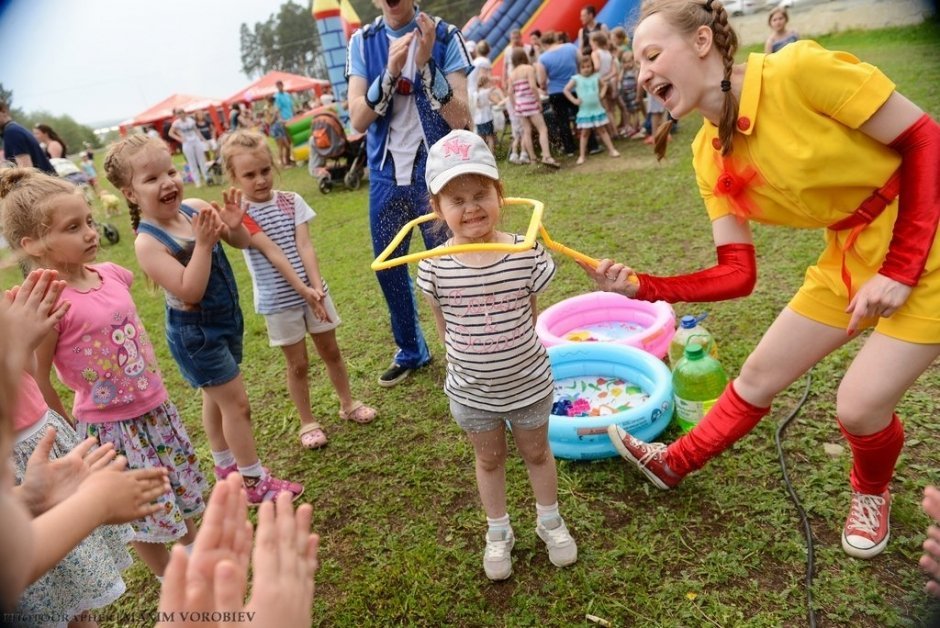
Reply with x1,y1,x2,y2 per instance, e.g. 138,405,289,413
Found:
18,430,117,516
157,473,320,628
414,12,437,69
193,206,223,248
214,188,248,233
4,269,71,353
76,459,170,525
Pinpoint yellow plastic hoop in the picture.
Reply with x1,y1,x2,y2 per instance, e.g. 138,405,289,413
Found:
371,196,635,283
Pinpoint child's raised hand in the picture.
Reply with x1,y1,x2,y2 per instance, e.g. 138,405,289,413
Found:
18,430,116,516
215,187,247,232
232,491,319,627
579,258,639,297
193,206,223,247
4,269,70,352
157,473,253,626
77,462,170,525
414,12,437,69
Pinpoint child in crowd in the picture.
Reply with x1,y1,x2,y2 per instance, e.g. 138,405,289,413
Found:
619,48,644,139
589,31,619,137
564,56,621,165
219,130,376,450
103,135,303,505
474,74,499,152
508,48,560,168
416,130,577,581
80,154,100,196
0,168,206,579
0,272,171,622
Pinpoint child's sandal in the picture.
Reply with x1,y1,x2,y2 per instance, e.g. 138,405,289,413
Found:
339,401,377,424
299,423,328,449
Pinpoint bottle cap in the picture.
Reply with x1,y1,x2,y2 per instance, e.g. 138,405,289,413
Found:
680,315,697,329
684,344,705,359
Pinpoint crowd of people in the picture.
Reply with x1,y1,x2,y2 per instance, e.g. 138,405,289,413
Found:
0,0,939,624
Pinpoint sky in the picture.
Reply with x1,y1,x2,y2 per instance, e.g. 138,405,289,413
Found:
0,0,310,128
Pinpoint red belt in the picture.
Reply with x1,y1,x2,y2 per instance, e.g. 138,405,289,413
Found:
827,170,901,298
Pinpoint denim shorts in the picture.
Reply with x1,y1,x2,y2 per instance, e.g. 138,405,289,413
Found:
475,121,495,136
449,392,553,434
263,298,341,347
166,308,244,388
271,121,286,139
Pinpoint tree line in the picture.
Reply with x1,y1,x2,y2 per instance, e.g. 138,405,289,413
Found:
238,0,482,80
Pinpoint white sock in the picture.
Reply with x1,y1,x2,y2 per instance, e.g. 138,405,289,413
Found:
486,514,511,537
536,502,560,525
156,575,164,583
238,461,264,479
211,449,235,468
183,542,195,555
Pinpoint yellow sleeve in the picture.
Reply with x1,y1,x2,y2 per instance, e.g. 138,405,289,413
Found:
783,40,895,129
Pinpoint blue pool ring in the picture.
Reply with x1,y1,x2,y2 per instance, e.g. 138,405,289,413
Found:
547,343,673,461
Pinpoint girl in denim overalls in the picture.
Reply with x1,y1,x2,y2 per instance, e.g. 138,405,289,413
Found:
105,136,303,506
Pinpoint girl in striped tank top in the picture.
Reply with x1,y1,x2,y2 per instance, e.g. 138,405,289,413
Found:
416,130,577,581
508,48,561,168
220,131,376,452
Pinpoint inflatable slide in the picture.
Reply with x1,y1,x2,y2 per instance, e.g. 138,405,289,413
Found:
463,0,640,77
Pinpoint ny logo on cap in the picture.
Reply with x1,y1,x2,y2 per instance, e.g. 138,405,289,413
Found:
442,137,472,160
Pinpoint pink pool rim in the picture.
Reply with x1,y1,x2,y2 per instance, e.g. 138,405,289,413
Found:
536,292,676,359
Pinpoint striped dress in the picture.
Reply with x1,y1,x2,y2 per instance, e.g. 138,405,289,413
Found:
416,237,556,412
512,79,542,117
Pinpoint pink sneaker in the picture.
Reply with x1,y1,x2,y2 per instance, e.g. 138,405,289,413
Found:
607,424,683,489
214,463,237,481
842,490,891,559
244,473,304,506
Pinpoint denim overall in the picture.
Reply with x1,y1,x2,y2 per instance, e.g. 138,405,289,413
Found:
137,204,244,388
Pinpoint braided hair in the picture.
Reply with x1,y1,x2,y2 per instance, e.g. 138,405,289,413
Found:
103,135,168,232
639,0,739,160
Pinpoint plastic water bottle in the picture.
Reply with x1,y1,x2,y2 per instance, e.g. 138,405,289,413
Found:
668,313,719,370
672,342,728,433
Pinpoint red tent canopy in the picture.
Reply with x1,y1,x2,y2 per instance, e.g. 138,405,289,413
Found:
224,71,330,105
120,93,224,136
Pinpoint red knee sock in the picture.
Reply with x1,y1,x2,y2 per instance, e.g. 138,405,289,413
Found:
839,414,904,495
666,381,771,476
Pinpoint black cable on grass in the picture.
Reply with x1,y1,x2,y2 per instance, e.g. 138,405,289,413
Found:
774,371,817,628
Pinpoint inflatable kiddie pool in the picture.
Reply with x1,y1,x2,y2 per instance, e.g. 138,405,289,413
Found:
536,292,676,359
547,343,673,460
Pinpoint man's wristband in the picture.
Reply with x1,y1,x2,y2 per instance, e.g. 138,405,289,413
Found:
366,69,398,116
420,62,453,111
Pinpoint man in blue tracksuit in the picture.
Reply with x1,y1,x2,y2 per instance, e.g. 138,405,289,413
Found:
346,1,471,386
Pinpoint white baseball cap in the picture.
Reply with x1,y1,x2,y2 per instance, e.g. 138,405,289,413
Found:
426,129,499,194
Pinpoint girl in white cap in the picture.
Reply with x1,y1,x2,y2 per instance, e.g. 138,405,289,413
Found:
415,129,577,581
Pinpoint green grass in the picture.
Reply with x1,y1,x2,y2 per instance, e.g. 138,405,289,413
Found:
4,21,940,627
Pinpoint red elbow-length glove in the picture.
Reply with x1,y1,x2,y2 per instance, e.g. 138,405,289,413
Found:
879,113,940,286
634,242,757,303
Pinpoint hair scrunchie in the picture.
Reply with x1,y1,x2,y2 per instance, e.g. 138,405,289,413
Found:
720,79,732,92
704,0,716,12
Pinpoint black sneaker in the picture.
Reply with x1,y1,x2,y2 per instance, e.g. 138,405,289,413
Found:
378,362,414,387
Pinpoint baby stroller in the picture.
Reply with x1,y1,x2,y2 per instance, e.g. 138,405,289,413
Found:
50,158,120,245
306,108,366,194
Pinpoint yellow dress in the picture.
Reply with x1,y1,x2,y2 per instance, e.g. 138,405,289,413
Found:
691,40,939,343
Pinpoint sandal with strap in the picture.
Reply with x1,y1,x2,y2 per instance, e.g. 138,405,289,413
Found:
299,423,328,449
339,401,377,424
541,158,562,169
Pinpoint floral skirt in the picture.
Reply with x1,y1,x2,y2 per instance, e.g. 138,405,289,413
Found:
78,400,208,543
13,410,134,627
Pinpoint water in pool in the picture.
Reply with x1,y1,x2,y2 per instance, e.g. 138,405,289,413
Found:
563,321,646,343
552,376,650,418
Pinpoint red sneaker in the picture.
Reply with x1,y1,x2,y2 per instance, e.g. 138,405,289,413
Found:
607,424,683,489
842,490,891,559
